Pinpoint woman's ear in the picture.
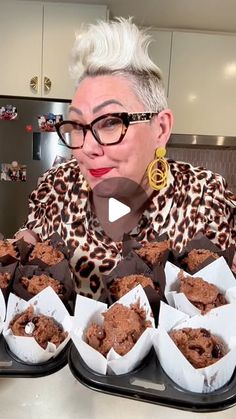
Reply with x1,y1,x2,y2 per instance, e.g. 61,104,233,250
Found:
153,109,174,148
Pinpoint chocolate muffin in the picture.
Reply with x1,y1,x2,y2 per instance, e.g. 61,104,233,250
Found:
182,249,219,272
9,306,67,349
21,274,64,296
29,241,64,265
135,240,169,265
0,240,17,259
86,302,152,356
0,271,11,288
169,327,226,368
109,274,154,299
178,270,227,314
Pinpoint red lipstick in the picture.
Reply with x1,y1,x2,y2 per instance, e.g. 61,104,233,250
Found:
89,168,112,177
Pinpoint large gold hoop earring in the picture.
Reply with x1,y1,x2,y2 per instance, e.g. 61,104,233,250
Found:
147,147,169,191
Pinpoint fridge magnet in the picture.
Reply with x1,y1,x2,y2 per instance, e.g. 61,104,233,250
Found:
0,105,17,120
37,113,63,132
25,124,33,133
0,162,27,182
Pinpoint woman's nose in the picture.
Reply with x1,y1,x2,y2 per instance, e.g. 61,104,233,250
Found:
80,128,104,157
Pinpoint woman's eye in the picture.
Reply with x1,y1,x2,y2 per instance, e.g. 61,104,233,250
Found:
100,117,122,130
71,124,83,134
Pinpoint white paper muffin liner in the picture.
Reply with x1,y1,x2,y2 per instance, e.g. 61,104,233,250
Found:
69,284,155,375
3,286,71,364
164,257,236,316
152,301,236,393
0,289,6,333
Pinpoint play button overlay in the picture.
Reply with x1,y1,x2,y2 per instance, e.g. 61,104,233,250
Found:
108,198,131,222
92,177,148,241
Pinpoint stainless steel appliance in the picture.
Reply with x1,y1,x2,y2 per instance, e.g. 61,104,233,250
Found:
0,96,71,237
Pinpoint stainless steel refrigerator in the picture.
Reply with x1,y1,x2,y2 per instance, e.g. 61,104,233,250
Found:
0,96,72,237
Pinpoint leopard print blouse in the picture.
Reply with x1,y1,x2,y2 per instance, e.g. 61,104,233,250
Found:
23,158,236,299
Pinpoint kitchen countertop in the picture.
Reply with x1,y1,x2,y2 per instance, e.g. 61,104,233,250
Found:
1,365,236,419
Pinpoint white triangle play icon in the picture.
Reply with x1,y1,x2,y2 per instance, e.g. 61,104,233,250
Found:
108,198,131,222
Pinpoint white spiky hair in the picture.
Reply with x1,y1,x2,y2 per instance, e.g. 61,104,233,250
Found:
70,17,162,79
69,17,168,111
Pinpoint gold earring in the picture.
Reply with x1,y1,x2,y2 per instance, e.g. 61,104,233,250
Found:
147,147,169,191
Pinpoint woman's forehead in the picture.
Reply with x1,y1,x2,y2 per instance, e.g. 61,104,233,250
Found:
70,75,143,114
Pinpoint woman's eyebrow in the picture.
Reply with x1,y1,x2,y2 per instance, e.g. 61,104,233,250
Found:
68,100,123,116
68,99,123,115
92,100,123,113
68,105,82,115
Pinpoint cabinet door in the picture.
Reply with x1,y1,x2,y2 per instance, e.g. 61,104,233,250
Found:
43,3,108,100
168,31,236,135
0,1,43,97
148,30,172,97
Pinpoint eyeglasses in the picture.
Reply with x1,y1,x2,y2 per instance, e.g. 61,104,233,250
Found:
55,112,158,149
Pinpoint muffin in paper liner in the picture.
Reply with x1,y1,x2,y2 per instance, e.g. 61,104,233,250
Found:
46,232,71,259
0,262,18,301
122,232,170,268
102,250,166,325
169,233,235,274
152,301,236,393
12,261,75,312
24,232,70,269
0,289,6,332
2,287,71,364
12,238,34,265
164,257,236,316
69,284,155,375
0,238,19,266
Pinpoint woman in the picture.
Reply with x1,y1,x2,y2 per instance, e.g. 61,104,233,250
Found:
15,18,236,298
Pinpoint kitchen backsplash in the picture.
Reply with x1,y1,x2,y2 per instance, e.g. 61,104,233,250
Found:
167,147,236,194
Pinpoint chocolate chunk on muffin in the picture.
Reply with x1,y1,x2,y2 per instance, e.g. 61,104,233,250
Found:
169,327,226,368
109,274,154,299
182,249,219,272
0,272,11,289
9,306,67,349
178,270,227,314
29,241,64,265
135,240,169,265
21,274,64,296
86,302,152,356
0,240,17,258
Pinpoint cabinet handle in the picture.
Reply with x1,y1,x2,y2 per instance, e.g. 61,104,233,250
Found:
44,76,52,93
30,76,38,93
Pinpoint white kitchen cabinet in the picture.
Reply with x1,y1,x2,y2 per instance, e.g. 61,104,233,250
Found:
168,31,236,135
0,1,43,97
148,30,172,96
43,3,108,99
0,1,108,99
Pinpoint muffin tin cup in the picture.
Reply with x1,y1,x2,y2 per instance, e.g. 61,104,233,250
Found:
0,335,70,377
68,297,236,410
68,343,236,412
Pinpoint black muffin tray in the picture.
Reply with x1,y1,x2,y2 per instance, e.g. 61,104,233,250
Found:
68,344,236,412
0,334,70,377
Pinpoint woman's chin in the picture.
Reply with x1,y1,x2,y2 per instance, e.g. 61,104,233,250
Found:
87,169,118,188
